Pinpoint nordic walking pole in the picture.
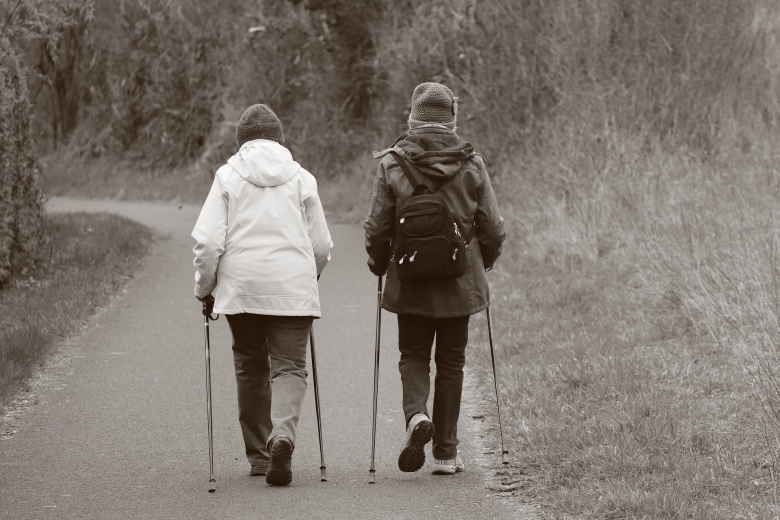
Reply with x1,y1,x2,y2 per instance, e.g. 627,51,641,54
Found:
486,303,509,465
203,306,217,492
309,325,328,482
368,275,383,484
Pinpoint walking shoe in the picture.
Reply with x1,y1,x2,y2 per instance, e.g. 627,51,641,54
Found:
398,413,435,472
266,436,293,486
432,454,465,475
249,462,268,476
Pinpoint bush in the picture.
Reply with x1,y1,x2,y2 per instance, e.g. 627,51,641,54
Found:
0,36,44,286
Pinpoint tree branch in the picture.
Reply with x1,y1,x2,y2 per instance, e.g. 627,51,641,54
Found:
1,0,23,37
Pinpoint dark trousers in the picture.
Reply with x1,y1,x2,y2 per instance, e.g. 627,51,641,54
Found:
226,314,312,467
397,314,470,460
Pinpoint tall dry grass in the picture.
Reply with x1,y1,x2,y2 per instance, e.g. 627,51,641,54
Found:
371,0,773,160
463,112,780,517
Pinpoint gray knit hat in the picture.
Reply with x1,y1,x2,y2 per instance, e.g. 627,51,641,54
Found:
236,104,284,148
408,82,458,130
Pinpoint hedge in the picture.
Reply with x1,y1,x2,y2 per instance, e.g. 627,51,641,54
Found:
0,37,44,286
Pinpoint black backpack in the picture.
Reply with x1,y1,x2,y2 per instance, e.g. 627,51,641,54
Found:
389,151,474,283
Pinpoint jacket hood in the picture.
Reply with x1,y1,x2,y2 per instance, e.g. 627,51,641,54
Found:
393,127,474,181
227,139,300,187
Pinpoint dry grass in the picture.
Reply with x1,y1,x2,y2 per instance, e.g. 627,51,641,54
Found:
0,213,152,406
464,126,780,518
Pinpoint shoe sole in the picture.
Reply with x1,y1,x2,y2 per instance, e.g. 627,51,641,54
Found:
432,465,464,475
266,440,293,486
398,420,435,472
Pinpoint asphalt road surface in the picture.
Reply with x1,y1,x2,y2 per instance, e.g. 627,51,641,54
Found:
0,198,517,520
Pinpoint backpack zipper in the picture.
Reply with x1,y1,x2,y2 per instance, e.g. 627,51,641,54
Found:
410,251,417,262
452,248,458,261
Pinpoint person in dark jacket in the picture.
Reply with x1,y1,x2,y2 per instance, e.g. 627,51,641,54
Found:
364,82,507,475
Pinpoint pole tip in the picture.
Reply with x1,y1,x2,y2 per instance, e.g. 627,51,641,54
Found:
321,467,328,482
368,470,376,484
502,451,510,465
208,479,216,492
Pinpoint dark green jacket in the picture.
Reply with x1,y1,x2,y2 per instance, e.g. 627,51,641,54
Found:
363,127,507,318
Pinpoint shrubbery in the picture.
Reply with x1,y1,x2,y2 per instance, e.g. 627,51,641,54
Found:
0,0,97,286
0,36,44,286
55,0,387,172
29,0,772,177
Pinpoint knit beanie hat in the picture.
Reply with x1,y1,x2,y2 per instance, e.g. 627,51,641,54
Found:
408,82,458,130
236,104,284,148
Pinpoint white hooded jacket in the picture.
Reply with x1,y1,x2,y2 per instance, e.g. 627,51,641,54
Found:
192,139,333,316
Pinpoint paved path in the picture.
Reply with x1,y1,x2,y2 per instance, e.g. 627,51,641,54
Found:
0,198,514,519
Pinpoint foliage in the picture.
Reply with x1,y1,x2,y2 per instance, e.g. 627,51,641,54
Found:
1,0,95,146
22,0,775,173
299,0,384,119
0,0,93,53
0,35,43,287
373,0,772,160
57,0,235,166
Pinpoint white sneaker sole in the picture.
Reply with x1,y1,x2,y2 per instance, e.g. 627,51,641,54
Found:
432,463,465,475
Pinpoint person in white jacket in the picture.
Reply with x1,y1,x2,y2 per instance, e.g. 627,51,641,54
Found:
192,104,333,486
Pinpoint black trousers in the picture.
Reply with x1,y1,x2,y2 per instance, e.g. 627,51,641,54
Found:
397,314,470,460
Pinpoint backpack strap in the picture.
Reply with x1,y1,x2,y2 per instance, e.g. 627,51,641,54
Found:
391,150,479,245
389,150,452,192
388,151,419,189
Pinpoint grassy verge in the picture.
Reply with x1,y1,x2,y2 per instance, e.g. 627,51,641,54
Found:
466,134,780,518
0,212,152,407
40,154,212,205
